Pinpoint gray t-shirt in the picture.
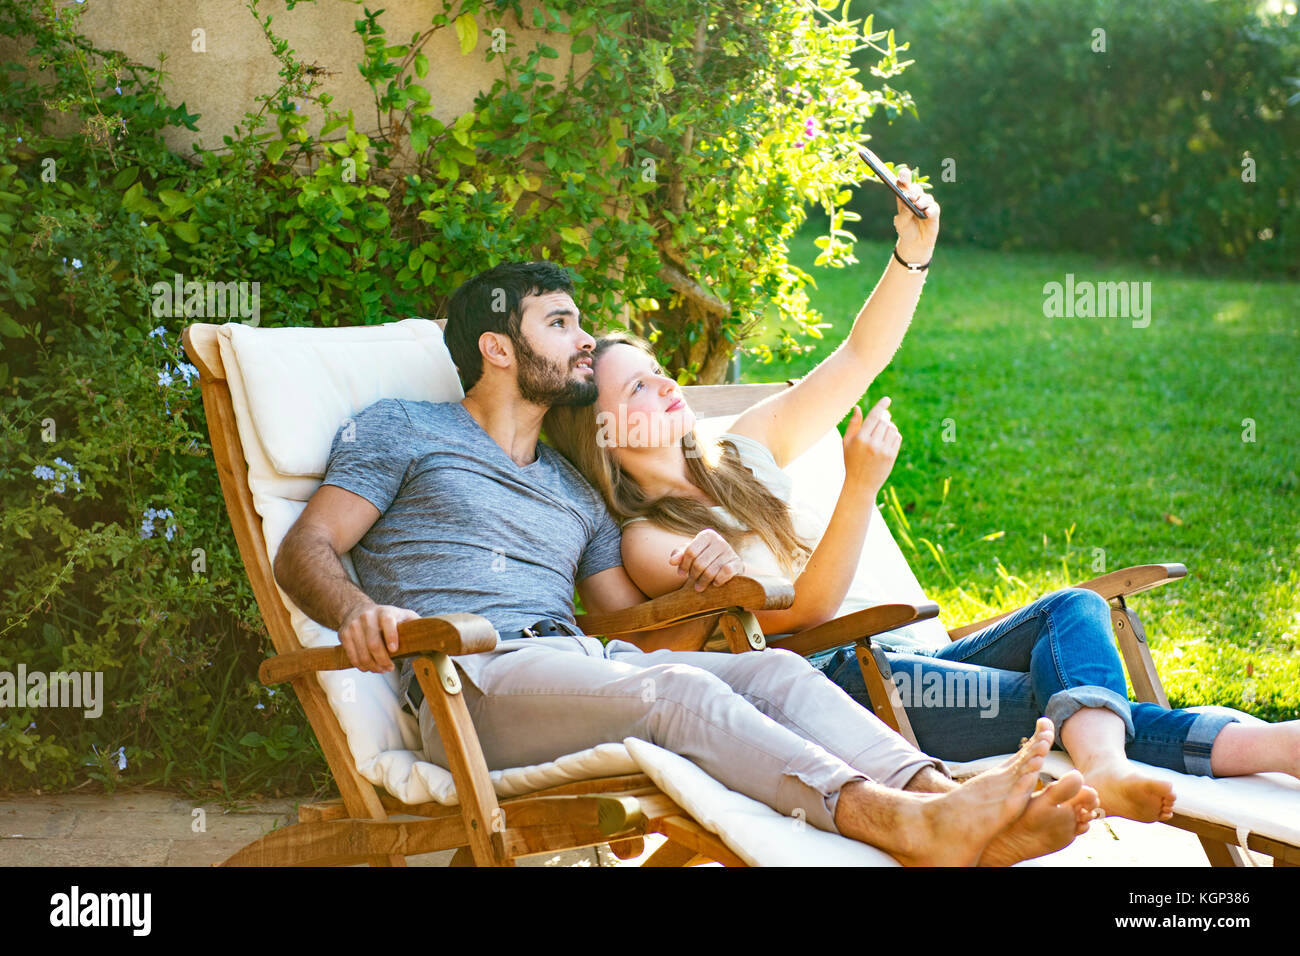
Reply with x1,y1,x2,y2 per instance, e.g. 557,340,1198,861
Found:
321,399,623,635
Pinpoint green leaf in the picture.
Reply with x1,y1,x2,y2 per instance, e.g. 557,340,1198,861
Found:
290,232,309,257
410,121,430,155
111,166,139,189
571,34,593,55
0,314,23,338
414,52,429,77
171,221,199,244
159,190,194,214
121,182,146,213
265,139,288,163
455,13,478,55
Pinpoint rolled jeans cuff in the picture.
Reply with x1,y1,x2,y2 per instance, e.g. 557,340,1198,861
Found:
1044,685,1134,744
1184,709,1241,777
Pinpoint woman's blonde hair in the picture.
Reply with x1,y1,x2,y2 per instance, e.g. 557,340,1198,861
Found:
544,333,810,578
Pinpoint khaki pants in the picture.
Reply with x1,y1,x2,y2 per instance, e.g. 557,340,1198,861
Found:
419,634,945,834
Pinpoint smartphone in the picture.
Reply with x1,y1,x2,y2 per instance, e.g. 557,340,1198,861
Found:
856,146,927,219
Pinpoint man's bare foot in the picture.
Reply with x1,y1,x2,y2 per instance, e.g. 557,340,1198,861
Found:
978,771,1100,866
1082,761,1175,822
879,718,1056,866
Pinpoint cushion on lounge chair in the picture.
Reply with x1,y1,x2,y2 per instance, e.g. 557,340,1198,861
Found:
625,737,900,866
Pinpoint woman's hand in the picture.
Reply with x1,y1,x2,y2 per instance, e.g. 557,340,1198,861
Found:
669,529,745,592
893,166,940,264
843,397,902,494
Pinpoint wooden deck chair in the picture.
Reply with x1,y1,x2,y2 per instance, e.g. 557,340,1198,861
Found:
689,384,1300,868
180,317,900,868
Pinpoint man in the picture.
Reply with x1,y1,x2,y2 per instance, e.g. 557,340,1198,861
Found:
273,260,1097,865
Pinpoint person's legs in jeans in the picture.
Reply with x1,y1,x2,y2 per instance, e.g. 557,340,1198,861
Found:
928,587,1185,821
820,647,1043,762
933,587,1300,817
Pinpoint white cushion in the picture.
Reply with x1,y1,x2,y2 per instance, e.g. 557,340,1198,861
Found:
222,318,463,478
625,737,899,866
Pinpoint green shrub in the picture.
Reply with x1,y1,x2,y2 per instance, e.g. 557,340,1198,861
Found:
0,0,918,795
843,0,1299,276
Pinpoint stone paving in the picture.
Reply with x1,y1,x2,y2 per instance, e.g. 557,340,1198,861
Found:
0,788,1273,866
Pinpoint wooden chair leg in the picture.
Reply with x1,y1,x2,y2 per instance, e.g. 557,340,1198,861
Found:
641,838,704,867
1197,836,1251,867
854,640,921,749
414,654,513,867
448,846,475,867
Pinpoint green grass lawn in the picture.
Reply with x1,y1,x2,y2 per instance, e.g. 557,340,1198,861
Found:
742,231,1300,720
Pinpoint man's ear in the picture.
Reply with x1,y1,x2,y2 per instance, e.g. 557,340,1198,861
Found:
478,330,514,372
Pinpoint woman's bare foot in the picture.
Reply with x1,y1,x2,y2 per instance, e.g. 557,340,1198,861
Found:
978,770,1100,866
1081,760,1175,822
854,717,1055,866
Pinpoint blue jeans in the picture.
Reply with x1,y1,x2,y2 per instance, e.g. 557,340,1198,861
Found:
812,587,1244,776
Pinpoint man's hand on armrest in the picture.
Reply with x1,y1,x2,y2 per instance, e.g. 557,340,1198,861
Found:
273,484,419,673
337,601,420,674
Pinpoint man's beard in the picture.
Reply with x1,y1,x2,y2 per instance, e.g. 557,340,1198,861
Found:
513,332,597,407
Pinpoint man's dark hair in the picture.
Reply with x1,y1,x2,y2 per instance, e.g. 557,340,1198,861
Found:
443,260,576,392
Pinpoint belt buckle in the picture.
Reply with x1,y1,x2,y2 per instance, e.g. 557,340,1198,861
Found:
521,625,539,639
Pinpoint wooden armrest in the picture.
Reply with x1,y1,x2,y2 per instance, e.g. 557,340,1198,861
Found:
1074,563,1187,600
947,563,1187,640
576,575,795,638
766,602,941,658
258,612,498,684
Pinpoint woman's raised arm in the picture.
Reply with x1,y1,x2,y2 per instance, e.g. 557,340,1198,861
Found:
728,166,939,468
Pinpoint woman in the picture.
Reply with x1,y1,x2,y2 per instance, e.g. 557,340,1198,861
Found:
545,171,1300,823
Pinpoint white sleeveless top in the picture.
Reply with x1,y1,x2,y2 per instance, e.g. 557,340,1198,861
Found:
625,432,943,653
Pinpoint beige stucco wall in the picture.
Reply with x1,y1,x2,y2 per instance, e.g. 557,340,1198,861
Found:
61,0,577,155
